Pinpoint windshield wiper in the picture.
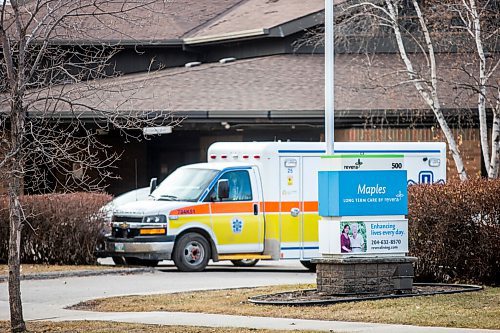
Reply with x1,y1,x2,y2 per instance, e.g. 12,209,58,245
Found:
158,195,180,201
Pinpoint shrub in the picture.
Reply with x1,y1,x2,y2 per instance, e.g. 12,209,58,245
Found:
408,179,500,285
0,192,111,265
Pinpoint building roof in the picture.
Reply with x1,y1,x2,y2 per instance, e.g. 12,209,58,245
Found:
17,53,491,121
2,0,335,45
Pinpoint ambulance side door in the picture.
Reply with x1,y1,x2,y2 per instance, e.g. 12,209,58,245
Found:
207,168,264,254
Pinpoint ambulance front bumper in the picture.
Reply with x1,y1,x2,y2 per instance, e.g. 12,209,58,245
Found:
98,237,175,260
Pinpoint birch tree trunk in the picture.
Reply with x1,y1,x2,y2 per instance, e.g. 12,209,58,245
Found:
491,92,500,178
385,0,468,180
491,113,500,178
454,0,500,178
465,0,492,176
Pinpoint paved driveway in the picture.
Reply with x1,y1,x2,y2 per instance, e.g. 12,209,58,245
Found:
0,260,314,321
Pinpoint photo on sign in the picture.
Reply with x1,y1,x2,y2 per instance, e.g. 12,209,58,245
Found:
339,222,366,253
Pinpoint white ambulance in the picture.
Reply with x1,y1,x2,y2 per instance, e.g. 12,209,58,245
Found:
101,141,446,271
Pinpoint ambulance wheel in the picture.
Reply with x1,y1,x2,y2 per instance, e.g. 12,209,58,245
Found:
231,259,259,267
300,260,316,272
112,256,126,265
125,257,159,267
173,232,210,272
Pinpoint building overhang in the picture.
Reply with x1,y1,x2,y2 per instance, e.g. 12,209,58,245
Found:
2,108,478,129
184,9,324,46
184,29,269,45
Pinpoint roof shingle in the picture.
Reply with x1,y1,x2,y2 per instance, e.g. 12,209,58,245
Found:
21,54,491,116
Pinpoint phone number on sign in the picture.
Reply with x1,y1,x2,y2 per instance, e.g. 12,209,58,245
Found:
371,239,402,245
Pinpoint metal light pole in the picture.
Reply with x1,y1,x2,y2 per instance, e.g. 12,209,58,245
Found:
325,0,334,155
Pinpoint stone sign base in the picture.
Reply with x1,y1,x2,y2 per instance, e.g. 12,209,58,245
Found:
312,256,417,295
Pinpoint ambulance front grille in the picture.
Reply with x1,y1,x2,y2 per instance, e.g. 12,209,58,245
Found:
112,216,143,223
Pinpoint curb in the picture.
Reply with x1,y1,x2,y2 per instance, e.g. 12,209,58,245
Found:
0,267,155,283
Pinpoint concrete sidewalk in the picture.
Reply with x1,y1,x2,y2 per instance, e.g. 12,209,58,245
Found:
47,310,500,333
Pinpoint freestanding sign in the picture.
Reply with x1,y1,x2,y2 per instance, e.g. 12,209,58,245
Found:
318,154,409,256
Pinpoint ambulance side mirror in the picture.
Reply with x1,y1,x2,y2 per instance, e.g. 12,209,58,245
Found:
217,179,229,200
149,178,158,194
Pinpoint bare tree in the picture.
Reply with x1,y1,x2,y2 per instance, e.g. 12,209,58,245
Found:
328,0,468,179
0,1,179,332
440,0,500,178
307,0,500,179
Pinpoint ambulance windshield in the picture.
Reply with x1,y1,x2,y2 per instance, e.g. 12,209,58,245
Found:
151,168,219,202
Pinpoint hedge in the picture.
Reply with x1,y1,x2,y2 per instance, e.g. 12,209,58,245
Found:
408,178,500,285
0,192,111,265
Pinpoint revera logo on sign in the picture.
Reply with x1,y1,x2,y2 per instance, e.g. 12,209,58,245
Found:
357,184,387,196
343,159,363,170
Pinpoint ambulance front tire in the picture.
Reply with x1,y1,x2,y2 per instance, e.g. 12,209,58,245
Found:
173,232,211,272
112,256,126,265
300,260,316,272
230,259,259,267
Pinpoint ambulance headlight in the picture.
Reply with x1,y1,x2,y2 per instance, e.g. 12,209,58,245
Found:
143,215,167,223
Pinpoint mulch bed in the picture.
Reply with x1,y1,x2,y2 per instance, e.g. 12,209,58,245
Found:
249,283,483,305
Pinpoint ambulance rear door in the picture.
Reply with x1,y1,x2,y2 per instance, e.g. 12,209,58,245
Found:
301,156,321,259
